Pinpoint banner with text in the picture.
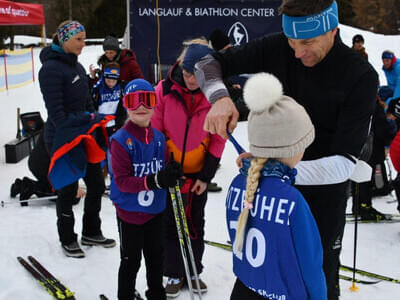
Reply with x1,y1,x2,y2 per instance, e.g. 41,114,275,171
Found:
129,0,282,80
0,0,44,25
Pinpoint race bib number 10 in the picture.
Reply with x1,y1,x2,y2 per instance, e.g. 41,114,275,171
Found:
230,220,266,268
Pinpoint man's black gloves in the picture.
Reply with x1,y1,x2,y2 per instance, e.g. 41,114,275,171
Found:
146,160,183,190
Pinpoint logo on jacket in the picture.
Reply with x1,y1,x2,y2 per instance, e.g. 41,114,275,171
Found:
72,75,80,84
126,138,133,151
228,22,248,46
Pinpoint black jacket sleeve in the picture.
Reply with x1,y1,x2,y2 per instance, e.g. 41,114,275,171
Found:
197,152,220,183
115,100,127,130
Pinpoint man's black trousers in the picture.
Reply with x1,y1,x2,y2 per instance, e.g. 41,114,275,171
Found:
297,182,348,300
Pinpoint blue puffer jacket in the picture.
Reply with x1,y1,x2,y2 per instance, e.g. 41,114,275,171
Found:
383,59,400,105
39,44,94,145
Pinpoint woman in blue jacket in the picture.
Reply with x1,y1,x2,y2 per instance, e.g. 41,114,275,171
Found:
226,73,327,300
39,20,115,258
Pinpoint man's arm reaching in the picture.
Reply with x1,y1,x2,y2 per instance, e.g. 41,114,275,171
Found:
195,55,239,139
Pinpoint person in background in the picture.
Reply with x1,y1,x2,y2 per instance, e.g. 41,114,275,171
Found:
39,20,116,258
381,50,400,107
109,78,183,300
351,34,368,60
152,39,226,297
351,99,397,220
91,61,127,136
227,72,326,300
388,98,400,213
194,1,378,299
10,130,85,204
90,35,144,84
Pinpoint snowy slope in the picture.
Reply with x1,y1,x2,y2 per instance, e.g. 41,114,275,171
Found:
1,25,400,300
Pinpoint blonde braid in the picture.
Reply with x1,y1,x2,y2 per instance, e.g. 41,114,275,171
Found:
234,157,268,252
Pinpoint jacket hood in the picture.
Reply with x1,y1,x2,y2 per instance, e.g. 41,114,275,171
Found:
39,44,77,66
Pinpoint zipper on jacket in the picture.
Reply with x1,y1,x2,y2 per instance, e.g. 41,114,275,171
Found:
145,127,149,144
180,117,191,166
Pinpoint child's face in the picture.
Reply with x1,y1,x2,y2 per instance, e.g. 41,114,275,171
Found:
128,105,154,127
105,78,117,88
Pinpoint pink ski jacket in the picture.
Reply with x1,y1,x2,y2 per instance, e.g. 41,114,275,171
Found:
152,64,225,179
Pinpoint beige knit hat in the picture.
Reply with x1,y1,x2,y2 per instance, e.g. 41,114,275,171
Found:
244,73,315,158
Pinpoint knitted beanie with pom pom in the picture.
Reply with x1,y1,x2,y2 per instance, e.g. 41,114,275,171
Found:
244,72,315,158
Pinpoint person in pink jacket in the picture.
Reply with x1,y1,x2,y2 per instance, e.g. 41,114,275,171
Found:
151,39,226,298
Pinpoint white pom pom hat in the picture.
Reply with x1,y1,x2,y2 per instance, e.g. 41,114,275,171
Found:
244,72,315,158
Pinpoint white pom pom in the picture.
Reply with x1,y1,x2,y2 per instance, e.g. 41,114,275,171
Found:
243,73,283,113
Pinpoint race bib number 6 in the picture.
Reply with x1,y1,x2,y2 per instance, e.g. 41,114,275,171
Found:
138,190,155,207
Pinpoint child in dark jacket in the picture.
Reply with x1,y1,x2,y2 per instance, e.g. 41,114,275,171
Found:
91,62,126,136
227,73,327,300
109,79,182,300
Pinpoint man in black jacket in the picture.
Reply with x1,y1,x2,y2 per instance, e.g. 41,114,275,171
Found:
195,1,378,299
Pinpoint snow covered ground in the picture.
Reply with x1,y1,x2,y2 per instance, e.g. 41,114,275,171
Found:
1,24,400,300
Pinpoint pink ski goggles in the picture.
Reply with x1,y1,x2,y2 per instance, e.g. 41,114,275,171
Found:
123,91,157,110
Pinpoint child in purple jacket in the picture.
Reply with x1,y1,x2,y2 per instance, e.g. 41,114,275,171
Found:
109,79,182,300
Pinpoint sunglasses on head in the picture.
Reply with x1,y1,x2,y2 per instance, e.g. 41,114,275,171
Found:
123,91,157,110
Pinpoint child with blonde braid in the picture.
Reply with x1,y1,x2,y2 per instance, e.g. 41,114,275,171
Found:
226,73,327,300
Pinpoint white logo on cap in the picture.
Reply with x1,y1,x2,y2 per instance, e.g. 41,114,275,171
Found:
126,84,137,93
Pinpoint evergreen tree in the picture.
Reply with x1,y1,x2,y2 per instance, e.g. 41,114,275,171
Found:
352,0,400,34
337,0,355,26
85,0,126,38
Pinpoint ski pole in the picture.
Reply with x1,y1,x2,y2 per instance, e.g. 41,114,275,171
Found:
1,195,58,207
350,182,360,292
227,130,245,154
169,187,195,300
174,183,203,299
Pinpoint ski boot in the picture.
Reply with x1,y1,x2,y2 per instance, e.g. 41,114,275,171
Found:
10,178,22,198
359,203,387,221
207,182,222,192
19,177,37,206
